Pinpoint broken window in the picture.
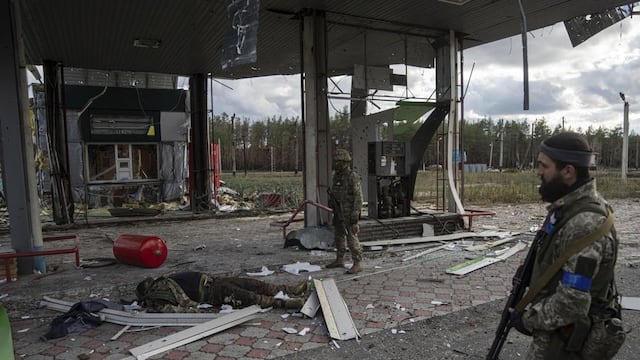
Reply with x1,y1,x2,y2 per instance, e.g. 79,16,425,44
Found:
87,144,158,182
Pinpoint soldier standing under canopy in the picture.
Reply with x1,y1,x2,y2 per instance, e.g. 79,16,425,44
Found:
326,149,364,274
509,132,625,359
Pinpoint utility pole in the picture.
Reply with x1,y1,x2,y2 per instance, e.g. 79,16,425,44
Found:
636,136,639,170
231,113,236,176
489,142,493,169
499,124,504,171
620,92,629,181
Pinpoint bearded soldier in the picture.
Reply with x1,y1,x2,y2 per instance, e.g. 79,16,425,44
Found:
326,149,364,274
509,132,625,359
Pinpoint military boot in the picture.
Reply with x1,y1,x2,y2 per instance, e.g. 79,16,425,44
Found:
285,279,308,296
326,256,345,268
256,295,277,309
346,261,362,274
282,297,305,310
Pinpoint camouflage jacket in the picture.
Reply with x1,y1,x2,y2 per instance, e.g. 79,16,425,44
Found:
330,168,363,224
522,179,619,332
136,276,199,313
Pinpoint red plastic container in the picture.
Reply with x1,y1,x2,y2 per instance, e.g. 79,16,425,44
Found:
113,234,168,268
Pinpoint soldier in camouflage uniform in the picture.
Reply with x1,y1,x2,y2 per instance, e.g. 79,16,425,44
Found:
326,149,364,274
510,132,625,359
136,272,308,311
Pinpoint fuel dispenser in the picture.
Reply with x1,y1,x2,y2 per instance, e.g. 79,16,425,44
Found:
367,141,411,219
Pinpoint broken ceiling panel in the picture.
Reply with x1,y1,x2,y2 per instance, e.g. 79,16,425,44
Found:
564,4,634,47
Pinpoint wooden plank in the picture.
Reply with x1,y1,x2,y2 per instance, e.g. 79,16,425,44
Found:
129,305,262,360
40,296,221,326
464,236,519,252
314,278,359,340
362,232,479,247
446,241,527,275
401,244,448,262
446,257,500,275
111,325,131,341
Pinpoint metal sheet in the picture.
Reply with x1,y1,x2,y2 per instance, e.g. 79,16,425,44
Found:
314,278,360,340
129,305,262,360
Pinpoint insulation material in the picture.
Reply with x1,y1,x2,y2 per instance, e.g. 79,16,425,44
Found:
160,143,187,201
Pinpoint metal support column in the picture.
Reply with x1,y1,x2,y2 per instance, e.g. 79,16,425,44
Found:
302,10,330,227
189,74,212,211
43,60,74,225
0,0,45,274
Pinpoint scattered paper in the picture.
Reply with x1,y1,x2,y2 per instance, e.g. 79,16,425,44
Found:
246,266,274,276
431,300,449,306
298,327,310,336
282,262,322,275
219,304,234,313
282,327,298,334
273,291,292,300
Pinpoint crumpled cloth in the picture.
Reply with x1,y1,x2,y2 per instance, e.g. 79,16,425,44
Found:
41,299,123,341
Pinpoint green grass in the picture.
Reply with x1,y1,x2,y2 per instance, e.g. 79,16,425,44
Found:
220,169,640,208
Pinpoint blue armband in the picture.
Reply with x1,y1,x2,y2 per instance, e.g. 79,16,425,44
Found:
561,271,592,292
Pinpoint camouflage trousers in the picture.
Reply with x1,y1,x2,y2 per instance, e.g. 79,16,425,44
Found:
334,222,362,262
204,277,298,308
526,331,582,360
527,325,622,360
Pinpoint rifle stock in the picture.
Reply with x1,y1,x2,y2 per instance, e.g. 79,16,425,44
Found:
486,232,542,360
327,188,350,236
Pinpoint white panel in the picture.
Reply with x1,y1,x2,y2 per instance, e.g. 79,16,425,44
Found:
160,112,189,142
313,278,359,340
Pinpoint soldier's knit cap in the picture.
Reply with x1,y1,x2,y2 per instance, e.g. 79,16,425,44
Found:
540,132,592,167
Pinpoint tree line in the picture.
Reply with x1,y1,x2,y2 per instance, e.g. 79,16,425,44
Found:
209,110,640,172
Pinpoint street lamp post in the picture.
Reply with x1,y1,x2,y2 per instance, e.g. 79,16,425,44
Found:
620,92,629,181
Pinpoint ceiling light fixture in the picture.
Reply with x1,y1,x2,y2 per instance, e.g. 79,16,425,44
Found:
438,0,473,5
133,38,162,49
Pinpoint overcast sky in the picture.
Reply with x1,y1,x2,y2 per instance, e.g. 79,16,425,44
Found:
202,16,640,134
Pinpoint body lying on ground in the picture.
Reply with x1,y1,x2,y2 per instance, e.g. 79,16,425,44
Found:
135,271,308,312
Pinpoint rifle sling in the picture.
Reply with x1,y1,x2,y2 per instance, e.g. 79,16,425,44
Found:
514,212,614,313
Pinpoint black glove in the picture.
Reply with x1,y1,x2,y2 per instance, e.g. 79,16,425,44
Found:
510,311,532,336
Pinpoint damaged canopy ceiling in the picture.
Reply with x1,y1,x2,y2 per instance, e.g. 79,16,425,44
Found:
18,0,636,78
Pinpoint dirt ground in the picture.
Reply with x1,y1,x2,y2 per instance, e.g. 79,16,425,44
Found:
1,198,639,359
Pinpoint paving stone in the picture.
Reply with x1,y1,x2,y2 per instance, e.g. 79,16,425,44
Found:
239,326,270,338
183,339,208,352
218,344,252,358
207,332,240,344
184,351,219,360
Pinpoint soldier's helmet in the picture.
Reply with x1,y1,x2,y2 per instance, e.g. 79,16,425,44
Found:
334,149,351,162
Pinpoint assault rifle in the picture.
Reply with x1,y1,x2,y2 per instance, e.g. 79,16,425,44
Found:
486,231,542,360
327,188,351,237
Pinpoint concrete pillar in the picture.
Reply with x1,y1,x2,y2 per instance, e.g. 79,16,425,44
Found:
0,0,45,274
189,74,212,211
302,10,331,227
